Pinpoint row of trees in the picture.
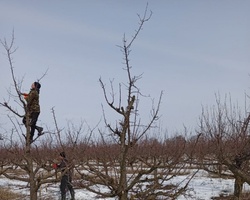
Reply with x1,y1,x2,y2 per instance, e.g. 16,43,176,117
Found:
1,6,250,200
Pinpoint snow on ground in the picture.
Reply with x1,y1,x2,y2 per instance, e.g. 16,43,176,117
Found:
177,170,248,200
1,170,250,200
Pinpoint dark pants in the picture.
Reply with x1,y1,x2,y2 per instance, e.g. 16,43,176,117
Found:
22,112,40,141
60,175,74,199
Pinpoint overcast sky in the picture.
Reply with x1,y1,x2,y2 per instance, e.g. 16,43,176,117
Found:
1,1,250,136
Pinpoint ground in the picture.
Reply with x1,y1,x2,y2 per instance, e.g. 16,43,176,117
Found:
0,170,250,200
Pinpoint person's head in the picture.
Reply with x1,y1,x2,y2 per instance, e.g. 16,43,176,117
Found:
31,82,41,93
59,151,66,159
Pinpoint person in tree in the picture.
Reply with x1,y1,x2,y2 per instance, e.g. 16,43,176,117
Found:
22,81,43,143
53,151,75,200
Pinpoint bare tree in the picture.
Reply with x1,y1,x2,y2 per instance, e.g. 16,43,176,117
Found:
74,6,195,200
197,94,250,199
0,32,60,200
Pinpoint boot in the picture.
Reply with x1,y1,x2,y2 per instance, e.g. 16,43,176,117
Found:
36,126,43,136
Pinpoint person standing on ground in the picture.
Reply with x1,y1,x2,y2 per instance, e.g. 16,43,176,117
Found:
53,151,75,200
22,81,43,143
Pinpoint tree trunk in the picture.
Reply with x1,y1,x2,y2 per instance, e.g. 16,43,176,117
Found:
30,183,38,200
234,176,243,200
25,113,31,153
26,140,38,200
29,171,38,200
119,131,128,200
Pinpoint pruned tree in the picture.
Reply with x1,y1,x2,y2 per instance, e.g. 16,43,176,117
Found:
0,31,111,200
197,94,250,199
74,6,195,200
0,32,60,200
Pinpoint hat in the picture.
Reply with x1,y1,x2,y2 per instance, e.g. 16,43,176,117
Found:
34,82,41,89
60,151,66,158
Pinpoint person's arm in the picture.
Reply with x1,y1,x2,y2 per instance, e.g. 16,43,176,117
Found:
52,161,61,169
53,160,66,171
21,93,29,100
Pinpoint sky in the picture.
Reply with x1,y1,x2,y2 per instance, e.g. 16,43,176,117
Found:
0,0,250,137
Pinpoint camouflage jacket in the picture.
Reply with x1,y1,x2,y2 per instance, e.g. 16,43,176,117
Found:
26,89,40,113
